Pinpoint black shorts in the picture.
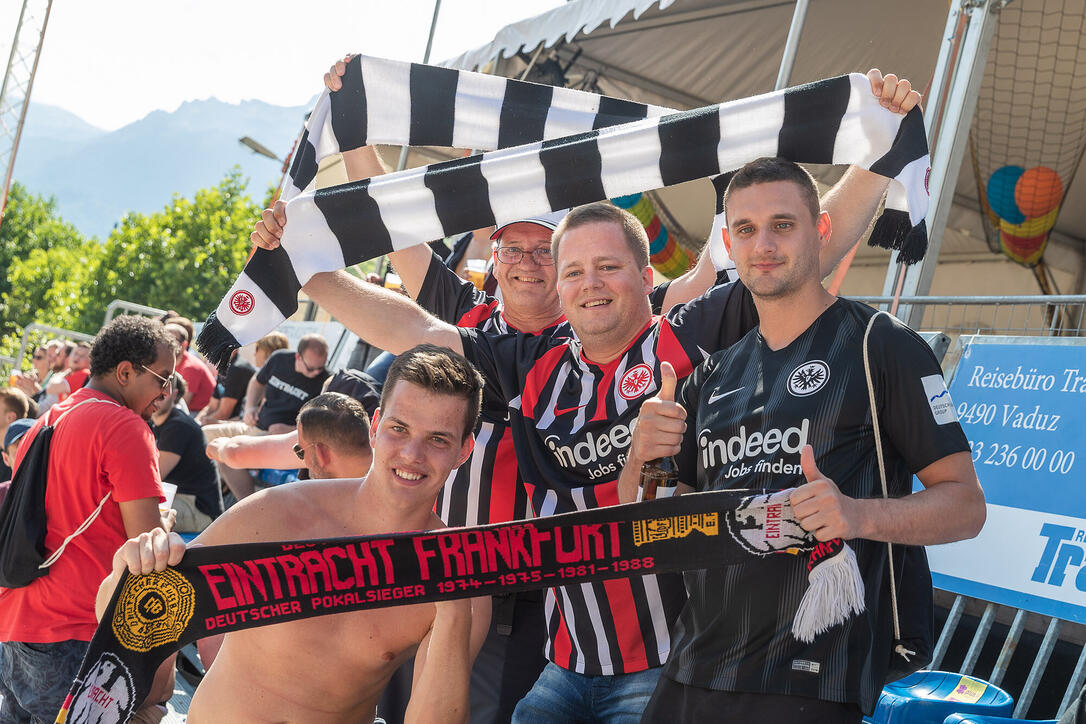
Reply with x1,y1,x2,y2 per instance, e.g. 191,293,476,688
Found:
642,675,863,724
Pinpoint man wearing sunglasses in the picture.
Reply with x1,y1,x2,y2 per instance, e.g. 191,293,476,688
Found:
0,316,179,723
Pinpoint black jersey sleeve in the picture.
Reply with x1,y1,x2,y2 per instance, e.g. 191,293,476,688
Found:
457,327,556,408
415,249,496,326
868,314,970,482
663,280,759,358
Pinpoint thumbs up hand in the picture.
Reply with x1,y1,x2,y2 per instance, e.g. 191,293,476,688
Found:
628,362,687,467
789,445,862,541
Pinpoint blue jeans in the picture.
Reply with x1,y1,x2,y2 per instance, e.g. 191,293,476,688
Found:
0,639,88,724
512,662,662,723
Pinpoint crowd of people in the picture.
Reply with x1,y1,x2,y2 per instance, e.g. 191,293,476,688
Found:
0,64,1037,724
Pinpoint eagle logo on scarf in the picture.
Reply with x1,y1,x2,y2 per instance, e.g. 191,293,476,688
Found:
724,489,809,555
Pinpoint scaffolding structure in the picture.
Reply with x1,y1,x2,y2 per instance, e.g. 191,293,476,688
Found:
0,0,53,227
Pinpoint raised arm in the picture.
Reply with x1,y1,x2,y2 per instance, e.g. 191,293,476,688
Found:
660,69,922,310
817,69,922,276
303,270,464,355
407,596,490,724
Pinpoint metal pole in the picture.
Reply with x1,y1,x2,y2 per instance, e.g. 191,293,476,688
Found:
396,0,442,172
932,594,966,669
1015,617,1062,718
988,608,1026,686
961,602,997,676
883,0,1001,326
774,0,810,90
881,2,965,307
1060,644,1086,718
0,0,53,226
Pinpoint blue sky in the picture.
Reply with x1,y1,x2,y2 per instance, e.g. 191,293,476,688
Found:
2,0,563,130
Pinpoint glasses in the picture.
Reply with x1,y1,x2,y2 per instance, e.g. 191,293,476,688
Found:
293,442,317,461
495,246,554,266
298,355,325,374
141,365,173,390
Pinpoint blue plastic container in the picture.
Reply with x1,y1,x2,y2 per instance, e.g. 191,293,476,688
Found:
943,714,1059,724
257,468,300,486
864,671,1013,724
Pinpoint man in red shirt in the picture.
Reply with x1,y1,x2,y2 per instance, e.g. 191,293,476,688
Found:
44,341,92,401
0,316,179,723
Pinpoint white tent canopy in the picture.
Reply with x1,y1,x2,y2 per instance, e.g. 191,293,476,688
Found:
441,0,1086,298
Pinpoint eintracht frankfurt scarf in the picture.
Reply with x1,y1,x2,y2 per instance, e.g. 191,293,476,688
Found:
197,54,930,369
59,490,863,723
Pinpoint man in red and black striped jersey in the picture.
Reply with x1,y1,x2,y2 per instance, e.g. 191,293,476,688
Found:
262,68,924,723
294,193,881,721
620,158,985,723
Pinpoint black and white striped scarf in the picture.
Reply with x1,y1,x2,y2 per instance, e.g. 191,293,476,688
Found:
198,55,930,367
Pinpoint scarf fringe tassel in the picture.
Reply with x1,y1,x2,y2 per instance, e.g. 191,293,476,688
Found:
792,543,866,643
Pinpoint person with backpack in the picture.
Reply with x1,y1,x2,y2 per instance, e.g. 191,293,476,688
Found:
0,315,180,723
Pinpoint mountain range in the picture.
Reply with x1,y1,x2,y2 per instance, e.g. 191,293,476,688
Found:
12,98,314,239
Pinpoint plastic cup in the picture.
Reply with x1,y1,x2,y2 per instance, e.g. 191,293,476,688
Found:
465,259,487,290
160,482,178,513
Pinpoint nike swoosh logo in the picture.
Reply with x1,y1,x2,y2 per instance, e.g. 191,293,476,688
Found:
707,387,744,404
554,404,588,416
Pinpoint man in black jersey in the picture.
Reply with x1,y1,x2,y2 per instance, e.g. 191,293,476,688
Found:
620,157,985,723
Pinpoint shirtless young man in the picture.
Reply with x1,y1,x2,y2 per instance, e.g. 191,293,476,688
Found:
98,345,492,723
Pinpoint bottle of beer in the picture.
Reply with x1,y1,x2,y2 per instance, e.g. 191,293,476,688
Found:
637,456,678,501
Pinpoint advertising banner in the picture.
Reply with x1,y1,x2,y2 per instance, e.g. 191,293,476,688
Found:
926,336,1086,622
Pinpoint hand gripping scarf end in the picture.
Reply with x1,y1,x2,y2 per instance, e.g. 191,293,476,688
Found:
58,489,863,723
197,55,930,370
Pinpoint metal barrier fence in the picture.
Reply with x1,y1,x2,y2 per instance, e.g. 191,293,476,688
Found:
932,592,1086,718
852,295,1086,338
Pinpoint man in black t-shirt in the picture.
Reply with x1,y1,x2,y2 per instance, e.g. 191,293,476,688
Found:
206,335,329,499
621,158,985,722
247,337,330,430
151,374,224,532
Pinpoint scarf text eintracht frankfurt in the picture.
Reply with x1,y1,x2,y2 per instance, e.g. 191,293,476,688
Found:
60,490,862,724
197,55,930,368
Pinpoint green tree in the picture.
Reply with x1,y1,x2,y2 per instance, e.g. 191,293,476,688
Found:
4,245,103,332
0,182,91,334
0,171,261,375
80,168,261,329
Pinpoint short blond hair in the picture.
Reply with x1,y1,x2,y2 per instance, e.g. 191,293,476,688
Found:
255,332,289,357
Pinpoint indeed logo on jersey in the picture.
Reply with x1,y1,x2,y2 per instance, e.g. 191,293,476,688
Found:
699,418,810,474
545,419,636,480
1032,523,1086,593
